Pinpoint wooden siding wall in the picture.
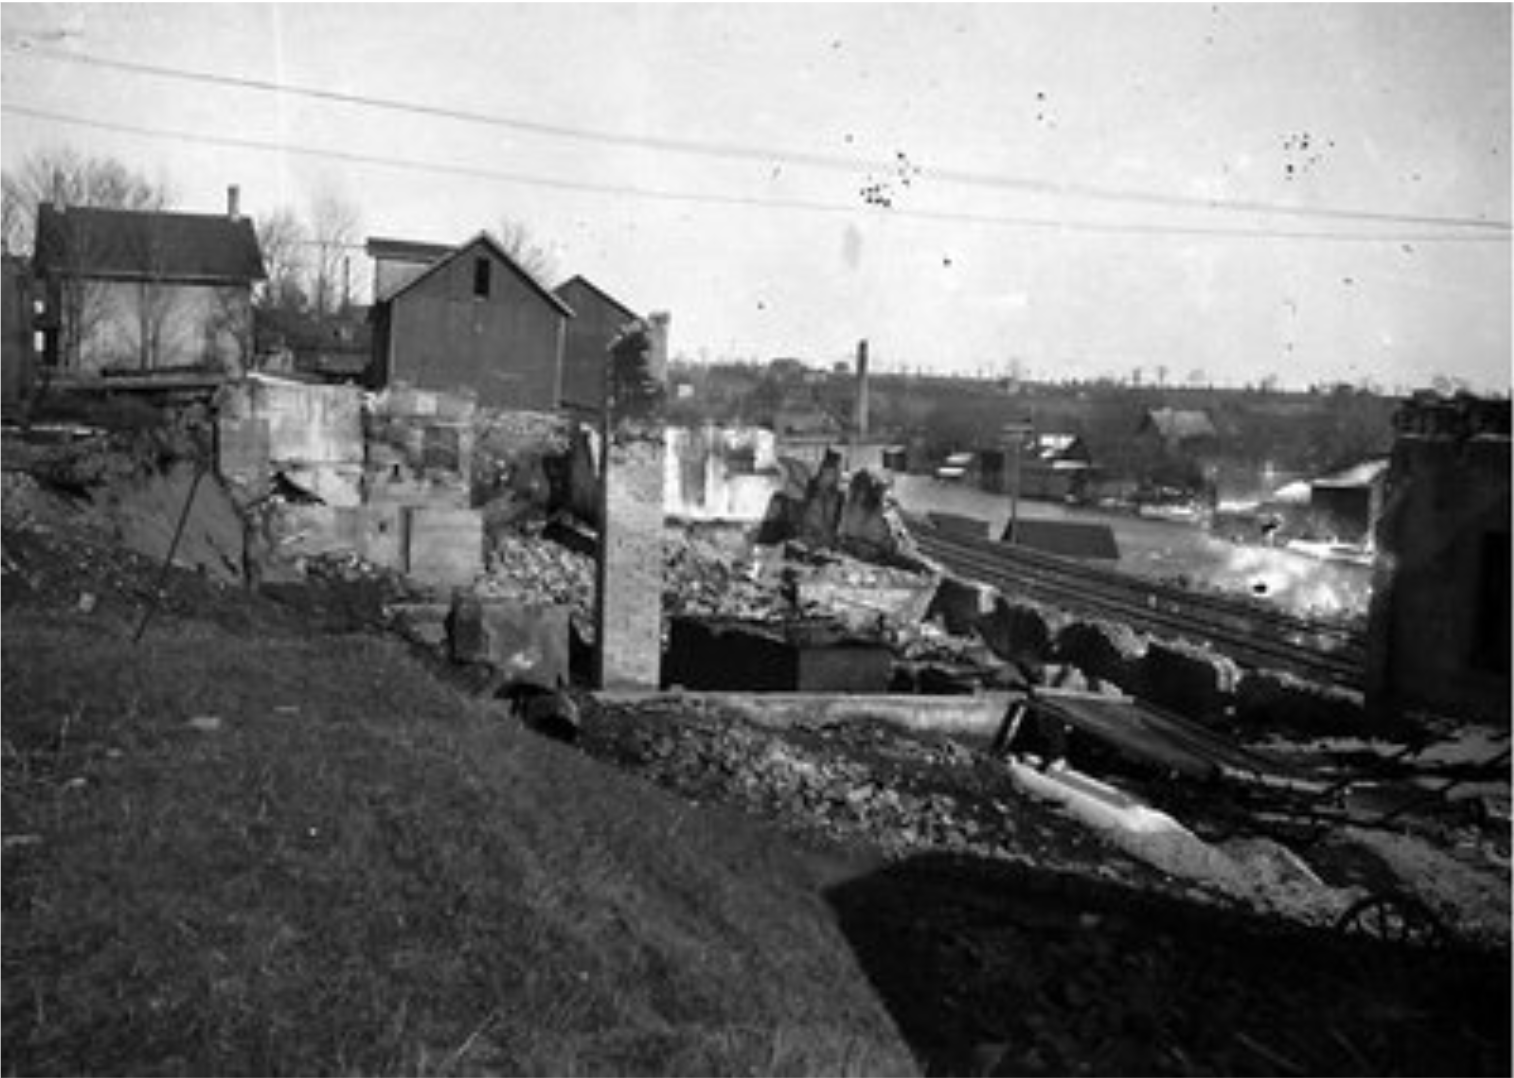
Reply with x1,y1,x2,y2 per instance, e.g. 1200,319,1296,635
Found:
388,247,563,410
556,278,633,413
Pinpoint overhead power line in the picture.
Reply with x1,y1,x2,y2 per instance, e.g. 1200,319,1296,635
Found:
4,102,1509,245
7,41,1511,234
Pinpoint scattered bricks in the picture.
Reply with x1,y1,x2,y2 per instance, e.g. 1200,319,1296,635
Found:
1235,669,1366,736
927,575,997,637
448,594,570,691
978,595,1054,667
406,507,484,589
1053,619,1147,695
1139,639,1242,722
796,577,936,635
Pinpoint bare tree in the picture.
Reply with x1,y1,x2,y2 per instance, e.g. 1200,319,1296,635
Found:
2,147,164,255
205,284,254,374
254,208,307,312
307,187,360,320
494,217,557,286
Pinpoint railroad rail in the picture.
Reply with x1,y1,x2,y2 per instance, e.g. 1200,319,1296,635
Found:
912,527,1367,689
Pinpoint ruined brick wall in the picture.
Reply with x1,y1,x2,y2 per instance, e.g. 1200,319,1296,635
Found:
1367,433,1510,725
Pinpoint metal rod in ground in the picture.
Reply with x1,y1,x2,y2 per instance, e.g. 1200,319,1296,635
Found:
132,462,206,644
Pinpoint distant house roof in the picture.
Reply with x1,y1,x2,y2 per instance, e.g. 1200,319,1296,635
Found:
1312,458,1389,489
381,231,573,317
1026,432,1091,463
1004,519,1121,560
33,203,265,284
553,274,639,324
1140,407,1218,443
365,236,453,265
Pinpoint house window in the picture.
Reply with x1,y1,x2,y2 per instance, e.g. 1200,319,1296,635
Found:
473,258,491,299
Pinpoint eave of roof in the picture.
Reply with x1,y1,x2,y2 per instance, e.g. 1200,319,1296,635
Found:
554,274,639,324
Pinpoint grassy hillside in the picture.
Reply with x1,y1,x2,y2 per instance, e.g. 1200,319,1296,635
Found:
1,606,915,1076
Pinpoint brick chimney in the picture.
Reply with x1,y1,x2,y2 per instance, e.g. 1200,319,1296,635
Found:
227,185,241,221
855,338,870,439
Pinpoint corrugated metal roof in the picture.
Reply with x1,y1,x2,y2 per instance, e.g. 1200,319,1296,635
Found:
33,204,265,283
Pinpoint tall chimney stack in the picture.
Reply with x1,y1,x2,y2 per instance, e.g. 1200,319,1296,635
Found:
855,338,870,439
227,185,241,221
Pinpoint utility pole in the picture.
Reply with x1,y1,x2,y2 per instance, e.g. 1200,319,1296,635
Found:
1002,418,1034,543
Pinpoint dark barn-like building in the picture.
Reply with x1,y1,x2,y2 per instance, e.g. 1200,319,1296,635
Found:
370,232,571,410
553,274,640,416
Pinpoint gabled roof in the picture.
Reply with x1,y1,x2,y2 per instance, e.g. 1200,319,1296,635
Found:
382,231,573,317
1027,432,1088,462
554,274,639,324
1312,458,1389,488
1141,407,1218,441
33,203,265,283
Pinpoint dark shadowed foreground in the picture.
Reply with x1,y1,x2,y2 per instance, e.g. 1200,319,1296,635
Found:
1,605,914,1076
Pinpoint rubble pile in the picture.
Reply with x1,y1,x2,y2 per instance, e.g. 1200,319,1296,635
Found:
663,531,792,622
580,698,1183,896
480,529,596,630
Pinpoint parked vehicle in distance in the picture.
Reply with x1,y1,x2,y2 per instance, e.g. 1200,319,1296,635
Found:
935,452,975,482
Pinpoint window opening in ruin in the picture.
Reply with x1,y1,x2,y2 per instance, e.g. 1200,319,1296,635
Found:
1472,530,1511,675
473,258,491,299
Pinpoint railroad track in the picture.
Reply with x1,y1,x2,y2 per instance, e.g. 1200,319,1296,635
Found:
913,527,1367,689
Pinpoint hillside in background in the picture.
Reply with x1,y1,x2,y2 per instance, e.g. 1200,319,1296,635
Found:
669,362,1404,484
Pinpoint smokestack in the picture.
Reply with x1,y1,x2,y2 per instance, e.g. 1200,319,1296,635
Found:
855,338,870,439
226,185,241,221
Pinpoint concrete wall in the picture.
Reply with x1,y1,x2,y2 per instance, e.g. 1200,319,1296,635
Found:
387,245,564,411
665,424,780,521
1367,434,1511,725
77,280,250,374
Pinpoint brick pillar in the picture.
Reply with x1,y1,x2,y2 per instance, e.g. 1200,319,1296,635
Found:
595,312,669,689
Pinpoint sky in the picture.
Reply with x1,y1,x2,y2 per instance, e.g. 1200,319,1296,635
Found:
2,2,1510,390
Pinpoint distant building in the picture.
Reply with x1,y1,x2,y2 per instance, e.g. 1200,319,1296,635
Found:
31,187,265,377
1366,394,1510,726
1308,458,1389,546
553,274,640,417
368,232,571,410
2,255,35,411
981,432,1094,500
366,236,453,302
1136,407,1219,454
253,305,373,384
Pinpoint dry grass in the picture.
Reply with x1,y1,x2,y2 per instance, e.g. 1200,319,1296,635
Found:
1,612,915,1076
